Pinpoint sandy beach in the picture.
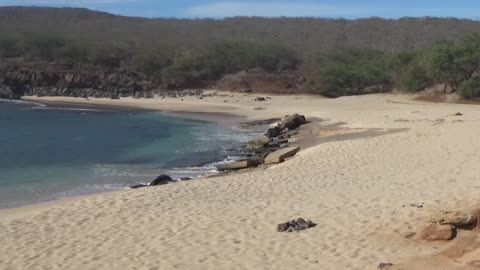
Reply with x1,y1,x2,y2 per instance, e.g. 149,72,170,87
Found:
2,91,480,269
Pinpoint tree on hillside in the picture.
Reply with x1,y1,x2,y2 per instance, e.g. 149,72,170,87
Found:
420,36,480,91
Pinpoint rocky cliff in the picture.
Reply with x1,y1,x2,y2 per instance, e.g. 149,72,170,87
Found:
0,65,306,99
0,65,159,99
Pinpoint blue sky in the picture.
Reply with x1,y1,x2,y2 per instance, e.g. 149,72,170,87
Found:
1,0,480,19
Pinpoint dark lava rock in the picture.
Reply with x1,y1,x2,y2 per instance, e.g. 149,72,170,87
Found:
149,174,173,186
255,97,266,101
277,218,317,232
266,125,281,138
129,184,148,189
281,114,307,130
377,263,394,269
277,223,290,232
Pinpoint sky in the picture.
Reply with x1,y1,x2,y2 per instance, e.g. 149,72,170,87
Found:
1,0,480,19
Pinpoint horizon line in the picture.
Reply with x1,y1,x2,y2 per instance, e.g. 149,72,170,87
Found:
1,5,480,21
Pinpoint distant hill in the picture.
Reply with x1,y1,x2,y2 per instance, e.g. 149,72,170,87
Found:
1,6,480,54
2,6,480,99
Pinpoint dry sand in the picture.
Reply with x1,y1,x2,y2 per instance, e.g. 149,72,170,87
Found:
1,91,480,269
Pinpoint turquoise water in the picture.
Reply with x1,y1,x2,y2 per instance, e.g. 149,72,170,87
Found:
0,100,253,208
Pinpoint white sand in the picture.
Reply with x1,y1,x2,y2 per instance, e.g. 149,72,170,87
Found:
1,92,480,269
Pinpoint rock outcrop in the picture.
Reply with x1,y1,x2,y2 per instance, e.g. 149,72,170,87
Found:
246,137,270,150
149,174,173,186
217,160,259,171
264,146,300,165
281,114,307,130
415,224,455,241
0,65,204,100
266,123,281,138
428,210,477,228
265,114,306,138
415,209,480,242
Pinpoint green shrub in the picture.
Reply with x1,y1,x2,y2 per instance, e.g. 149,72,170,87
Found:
127,51,171,74
0,36,21,58
60,43,89,65
320,48,388,95
396,61,431,92
202,40,299,75
22,33,66,61
458,78,480,99
163,53,205,88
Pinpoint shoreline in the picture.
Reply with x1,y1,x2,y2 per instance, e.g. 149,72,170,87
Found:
2,92,311,210
1,96,267,210
3,92,480,269
20,96,247,125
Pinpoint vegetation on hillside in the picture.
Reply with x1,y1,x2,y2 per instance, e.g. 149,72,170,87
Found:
2,7,480,98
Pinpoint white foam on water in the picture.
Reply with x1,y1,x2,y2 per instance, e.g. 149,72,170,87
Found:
31,107,101,112
0,98,46,107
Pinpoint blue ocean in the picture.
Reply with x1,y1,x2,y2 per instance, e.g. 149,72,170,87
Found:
0,100,254,208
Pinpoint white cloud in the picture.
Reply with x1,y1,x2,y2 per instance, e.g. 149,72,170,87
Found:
185,1,374,18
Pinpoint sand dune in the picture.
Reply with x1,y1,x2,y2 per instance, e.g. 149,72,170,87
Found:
1,92,480,269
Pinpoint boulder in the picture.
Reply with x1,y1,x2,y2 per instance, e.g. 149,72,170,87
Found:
247,137,271,149
255,97,266,101
277,223,290,232
265,146,300,165
429,210,477,228
149,174,173,186
415,224,455,241
471,208,480,230
217,160,259,171
266,123,281,138
377,263,394,269
281,114,306,130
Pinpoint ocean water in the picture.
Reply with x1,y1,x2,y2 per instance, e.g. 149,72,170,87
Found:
0,100,254,208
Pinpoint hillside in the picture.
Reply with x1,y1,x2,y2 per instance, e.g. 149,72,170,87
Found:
2,6,480,99
2,7,480,54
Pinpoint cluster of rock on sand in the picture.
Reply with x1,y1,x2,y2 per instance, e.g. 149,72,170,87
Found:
277,218,317,233
218,113,307,171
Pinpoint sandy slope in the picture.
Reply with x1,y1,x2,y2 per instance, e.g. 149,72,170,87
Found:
1,92,480,269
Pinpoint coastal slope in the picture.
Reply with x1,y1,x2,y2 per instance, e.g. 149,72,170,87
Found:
2,92,480,269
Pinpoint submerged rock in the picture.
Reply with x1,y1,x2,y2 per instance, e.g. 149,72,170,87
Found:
247,136,271,149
